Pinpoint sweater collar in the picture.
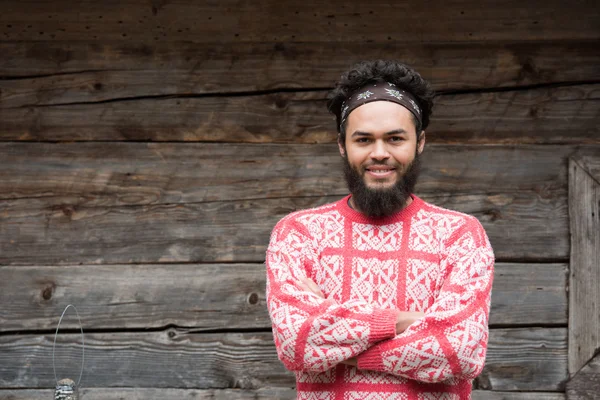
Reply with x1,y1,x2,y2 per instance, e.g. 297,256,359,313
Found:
336,193,423,225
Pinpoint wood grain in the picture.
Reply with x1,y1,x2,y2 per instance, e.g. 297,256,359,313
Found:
1,41,599,94
0,388,567,400
1,85,598,144
1,0,598,43
476,328,568,391
573,154,600,183
568,155,600,375
0,143,572,204
0,143,577,264
566,353,600,399
0,329,568,391
0,192,568,265
0,263,567,332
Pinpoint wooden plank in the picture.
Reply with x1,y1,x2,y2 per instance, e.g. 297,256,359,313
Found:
475,328,568,391
566,353,600,399
0,192,567,264
568,155,600,375
0,388,567,400
0,143,572,204
489,263,567,326
1,0,598,43
0,144,575,264
574,154,600,183
472,393,565,400
1,85,599,144
1,41,599,97
0,328,568,391
0,263,567,332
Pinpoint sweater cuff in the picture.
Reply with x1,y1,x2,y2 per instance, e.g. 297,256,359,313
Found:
356,347,384,371
368,308,399,344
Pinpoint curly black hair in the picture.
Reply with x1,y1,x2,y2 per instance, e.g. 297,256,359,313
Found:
327,60,435,143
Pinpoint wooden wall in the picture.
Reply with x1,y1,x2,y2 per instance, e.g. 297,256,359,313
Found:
0,1,598,398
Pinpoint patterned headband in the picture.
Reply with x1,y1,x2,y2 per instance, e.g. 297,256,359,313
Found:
339,81,422,131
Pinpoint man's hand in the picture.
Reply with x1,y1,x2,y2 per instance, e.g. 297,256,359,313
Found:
395,311,425,334
297,277,325,299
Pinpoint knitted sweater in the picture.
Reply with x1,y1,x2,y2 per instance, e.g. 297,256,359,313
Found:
266,194,495,399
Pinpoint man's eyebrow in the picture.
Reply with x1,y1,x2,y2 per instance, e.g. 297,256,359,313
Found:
350,129,408,137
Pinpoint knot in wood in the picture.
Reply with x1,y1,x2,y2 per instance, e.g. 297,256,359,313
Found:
247,293,259,305
42,284,54,300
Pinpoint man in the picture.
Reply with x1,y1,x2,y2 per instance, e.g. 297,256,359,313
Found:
266,60,494,399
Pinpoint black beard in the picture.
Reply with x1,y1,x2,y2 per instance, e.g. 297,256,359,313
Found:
342,152,421,218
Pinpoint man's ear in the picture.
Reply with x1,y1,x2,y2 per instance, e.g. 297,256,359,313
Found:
338,135,346,157
417,131,426,155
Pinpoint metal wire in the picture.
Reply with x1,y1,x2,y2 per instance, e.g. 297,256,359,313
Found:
52,304,84,387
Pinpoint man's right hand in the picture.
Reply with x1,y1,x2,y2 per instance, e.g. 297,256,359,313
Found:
395,311,425,335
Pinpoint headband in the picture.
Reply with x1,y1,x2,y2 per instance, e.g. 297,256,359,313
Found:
339,82,422,131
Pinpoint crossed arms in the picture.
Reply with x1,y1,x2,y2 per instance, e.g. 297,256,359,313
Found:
266,217,494,383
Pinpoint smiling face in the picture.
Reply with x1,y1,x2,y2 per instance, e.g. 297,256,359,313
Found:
339,101,425,217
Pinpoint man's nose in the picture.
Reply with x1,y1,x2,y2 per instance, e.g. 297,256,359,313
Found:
370,140,390,160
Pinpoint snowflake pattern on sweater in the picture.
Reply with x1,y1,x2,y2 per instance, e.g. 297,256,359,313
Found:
266,195,495,399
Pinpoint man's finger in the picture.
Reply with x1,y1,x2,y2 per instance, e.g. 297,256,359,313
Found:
302,277,325,298
298,277,325,298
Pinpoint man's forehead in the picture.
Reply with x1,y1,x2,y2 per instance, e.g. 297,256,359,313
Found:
346,101,417,133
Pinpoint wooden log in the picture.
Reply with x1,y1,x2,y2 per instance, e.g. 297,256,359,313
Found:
0,388,567,400
0,144,575,264
489,263,567,326
0,143,573,204
566,353,600,399
1,85,599,144
572,153,600,183
472,393,565,400
1,0,598,42
475,328,568,391
568,154,600,375
1,41,599,96
0,328,568,391
0,191,567,264
0,263,568,332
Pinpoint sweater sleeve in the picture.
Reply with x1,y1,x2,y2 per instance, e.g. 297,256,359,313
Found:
355,217,495,383
266,217,399,373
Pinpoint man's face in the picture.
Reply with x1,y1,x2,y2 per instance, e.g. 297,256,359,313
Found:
339,101,425,217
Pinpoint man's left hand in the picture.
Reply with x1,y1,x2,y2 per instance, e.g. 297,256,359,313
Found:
297,277,325,299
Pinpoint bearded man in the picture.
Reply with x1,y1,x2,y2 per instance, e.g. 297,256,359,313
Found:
265,60,495,399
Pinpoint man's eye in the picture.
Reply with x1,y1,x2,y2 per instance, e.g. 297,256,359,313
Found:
389,136,404,142
357,138,370,143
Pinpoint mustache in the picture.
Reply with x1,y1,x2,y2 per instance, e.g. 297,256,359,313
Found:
362,161,399,168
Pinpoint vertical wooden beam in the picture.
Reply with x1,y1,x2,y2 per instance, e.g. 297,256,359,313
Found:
568,154,600,376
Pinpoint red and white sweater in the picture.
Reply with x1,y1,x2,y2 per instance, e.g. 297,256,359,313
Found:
266,194,495,399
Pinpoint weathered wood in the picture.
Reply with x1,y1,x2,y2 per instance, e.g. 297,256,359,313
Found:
0,388,567,400
574,154,600,183
0,191,567,264
0,328,568,391
0,263,567,332
475,328,568,391
489,263,567,326
0,142,573,203
1,41,599,98
472,393,565,400
0,143,574,204
0,143,576,264
568,155,600,375
566,353,600,399
1,0,598,42
1,85,598,144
